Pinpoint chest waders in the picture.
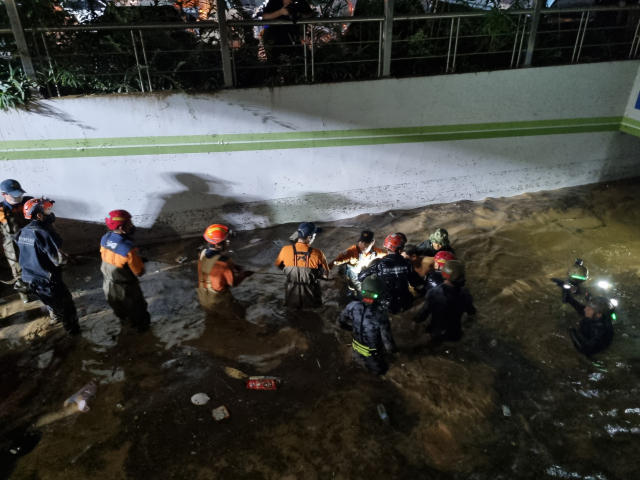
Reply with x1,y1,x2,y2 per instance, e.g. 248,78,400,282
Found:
352,305,378,357
283,244,322,309
1,204,26,292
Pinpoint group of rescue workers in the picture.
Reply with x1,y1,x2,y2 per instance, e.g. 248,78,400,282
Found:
0,178,615,376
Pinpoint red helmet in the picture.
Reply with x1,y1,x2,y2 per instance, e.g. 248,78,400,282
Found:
105,210,132,230
204,224,230,245
434,250,456,265
24,197,55,219
383,233,406,252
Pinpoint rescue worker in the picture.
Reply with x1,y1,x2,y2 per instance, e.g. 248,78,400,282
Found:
412,260,475,342
197,223,253,315
329,230,386,299
424,250,457,292
0,179,33,302
15,198,80,336
100,210,151,333
418,228,455,257
562,289,614,357
275,222,329,308
358,233,423,314
336,274,397,375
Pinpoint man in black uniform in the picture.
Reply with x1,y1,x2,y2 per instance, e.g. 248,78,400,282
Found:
563,291,614,357
418,228,455,257
413,260,475,342
358,233,423,314
0,179,33,302
258,0,313,64
336,275,397,375
15,198,80,336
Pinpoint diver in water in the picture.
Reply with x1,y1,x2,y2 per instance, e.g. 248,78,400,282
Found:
561,289,614,357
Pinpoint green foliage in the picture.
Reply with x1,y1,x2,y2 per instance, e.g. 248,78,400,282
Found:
0,62,37,111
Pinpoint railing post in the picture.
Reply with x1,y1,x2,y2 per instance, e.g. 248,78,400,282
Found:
523,0,543,67
4,0,38,83
216,0,234,88
382,0,394,77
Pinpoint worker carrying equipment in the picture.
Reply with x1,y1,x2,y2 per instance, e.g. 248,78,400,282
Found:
0,179,33,302
329,230,386,300
336,274,397,375
413,260,476,342
358,233,424,314
15,197,80,336
198,223,253,315
274,222,329,308
100,210,150,333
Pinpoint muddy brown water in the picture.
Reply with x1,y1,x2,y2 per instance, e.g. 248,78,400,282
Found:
2,178,640,480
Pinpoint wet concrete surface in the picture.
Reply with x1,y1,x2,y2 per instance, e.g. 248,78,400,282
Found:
2,178,640,479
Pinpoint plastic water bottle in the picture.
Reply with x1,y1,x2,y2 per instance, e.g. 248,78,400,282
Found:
377,404,390,424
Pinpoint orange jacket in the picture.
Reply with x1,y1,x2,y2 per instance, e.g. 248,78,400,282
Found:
275,243,329,274
198,250,239,293
332,245,386,267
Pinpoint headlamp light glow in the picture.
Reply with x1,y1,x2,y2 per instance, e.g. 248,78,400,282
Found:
597,281,612,290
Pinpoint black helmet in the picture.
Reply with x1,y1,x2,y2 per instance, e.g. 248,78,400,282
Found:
442,260,465,284
362,274,385,299
588,296,613,316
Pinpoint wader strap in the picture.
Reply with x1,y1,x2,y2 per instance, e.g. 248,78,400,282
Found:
199,250,222,288
291,243,313,268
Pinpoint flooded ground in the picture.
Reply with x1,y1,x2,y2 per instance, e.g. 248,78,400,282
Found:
2,178,640,480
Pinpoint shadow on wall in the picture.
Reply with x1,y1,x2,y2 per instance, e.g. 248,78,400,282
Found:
138,172,369,243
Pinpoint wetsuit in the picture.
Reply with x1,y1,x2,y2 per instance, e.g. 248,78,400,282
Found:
275,242,329,308
332,245,386,298
197,247,247,317
100,231,150,333
15,218,79,335
417,239,455,258
413,283,475,342
565,293,614,357
337,301,397,375
0,196,32,298
358,253,423,314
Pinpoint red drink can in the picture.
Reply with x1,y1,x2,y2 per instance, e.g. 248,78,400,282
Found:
246,376,281,390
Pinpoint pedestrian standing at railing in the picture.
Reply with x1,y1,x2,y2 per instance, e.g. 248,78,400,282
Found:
256,0,313,64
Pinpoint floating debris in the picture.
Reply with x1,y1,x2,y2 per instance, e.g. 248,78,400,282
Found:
250,238,262,244
246,376,281,390
502,405,511,417
64,382,98,413
175,256,188,264
377,404,390,424
224,367,248,380
212,405,230,421
191,393,210,405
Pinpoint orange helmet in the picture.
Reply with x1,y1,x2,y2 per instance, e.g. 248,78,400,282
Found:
24,197,55,219
434,250,456,266
204,224,230,245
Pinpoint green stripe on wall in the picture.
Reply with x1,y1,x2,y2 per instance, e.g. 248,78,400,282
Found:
621,116,640,139
0,116,632,161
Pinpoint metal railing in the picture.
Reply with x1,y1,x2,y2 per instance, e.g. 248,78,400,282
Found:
1,0,640,96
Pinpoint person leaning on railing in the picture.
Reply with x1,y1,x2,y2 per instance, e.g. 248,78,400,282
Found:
257,0,313,64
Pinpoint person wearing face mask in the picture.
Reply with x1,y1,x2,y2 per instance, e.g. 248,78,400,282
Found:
0,179,33,302
197,224,254,316
100,210,150,334
329,230,386,300
275,222,329,308
15,198,80,336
